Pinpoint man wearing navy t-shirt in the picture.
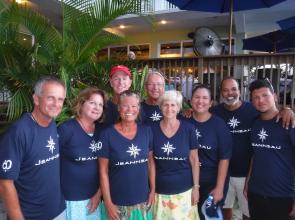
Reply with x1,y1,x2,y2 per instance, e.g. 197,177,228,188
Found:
245,79,295,220
0,77,66,220
211,77,257,220
104,65,132,125
141,69,165,125
212,77,295,220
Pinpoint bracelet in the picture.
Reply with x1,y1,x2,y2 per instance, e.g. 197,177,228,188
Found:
193,184,200,188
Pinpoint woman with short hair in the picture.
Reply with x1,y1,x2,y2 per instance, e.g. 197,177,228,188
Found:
152,90,200,220
98,90,155,220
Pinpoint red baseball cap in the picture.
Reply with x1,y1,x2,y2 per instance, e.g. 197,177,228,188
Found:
110,65,131,78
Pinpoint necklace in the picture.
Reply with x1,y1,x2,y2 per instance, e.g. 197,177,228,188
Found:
30,112,51,127
78,118,94,133
31,113,39,124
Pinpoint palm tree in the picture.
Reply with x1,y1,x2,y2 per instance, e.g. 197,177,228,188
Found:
0,0,142,121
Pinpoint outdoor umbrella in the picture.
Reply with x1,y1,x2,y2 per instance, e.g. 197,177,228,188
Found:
277,16,295,34
166,0,287,54
242,30,295,52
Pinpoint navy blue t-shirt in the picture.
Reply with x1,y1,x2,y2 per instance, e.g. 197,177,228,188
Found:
97,124,153,206
151,120,199,194
0,113,65,220
140,102,163,125
211,102,259,177
249,117,295,198
187,115,232,182
104,100,119,125
58,119,103,201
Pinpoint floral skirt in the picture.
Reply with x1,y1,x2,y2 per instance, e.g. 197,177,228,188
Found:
153,188,200,220
101,201,153,220
65,199,101,220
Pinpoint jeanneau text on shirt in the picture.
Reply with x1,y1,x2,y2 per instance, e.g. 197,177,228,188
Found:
115,158,148,166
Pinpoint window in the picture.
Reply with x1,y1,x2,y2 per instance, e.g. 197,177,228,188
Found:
97,44,150,61
160,42,181,58
159,41,195,58
110,46,128,60
96,48,108,61
182,41,194,57
129,44,150,60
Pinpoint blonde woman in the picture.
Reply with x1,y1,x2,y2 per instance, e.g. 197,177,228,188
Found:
152,90,200,220
98,90,155,220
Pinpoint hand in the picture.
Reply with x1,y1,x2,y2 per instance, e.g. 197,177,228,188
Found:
182,108,193,118
147,191,155,210
210,187,223,204
289,201,295,217
276,107,295,129
87,190,101,214
105,202,120,220
191,187,199,206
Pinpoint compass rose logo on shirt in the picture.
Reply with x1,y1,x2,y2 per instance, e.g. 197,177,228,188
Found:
46,136,56,154
150,111,162,121
161,141,176,156
89,140,102,152
126,144,141,158
195,129,202,140
258,128,268,142
227,116,240,129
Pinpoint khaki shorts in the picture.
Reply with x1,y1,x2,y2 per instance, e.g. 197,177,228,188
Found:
223,177,250,217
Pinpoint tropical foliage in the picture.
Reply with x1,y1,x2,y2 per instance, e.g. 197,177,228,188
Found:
0,0,143,121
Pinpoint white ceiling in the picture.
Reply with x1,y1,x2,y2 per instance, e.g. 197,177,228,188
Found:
109,0,295,37
9,0,295,38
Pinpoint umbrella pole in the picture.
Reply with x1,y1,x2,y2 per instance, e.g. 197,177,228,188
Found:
228,0,234,55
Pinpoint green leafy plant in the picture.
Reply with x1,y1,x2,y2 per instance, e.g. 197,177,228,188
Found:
131,65,148,99
0,0,143,122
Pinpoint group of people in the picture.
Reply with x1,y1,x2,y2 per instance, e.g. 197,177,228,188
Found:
0,64,294,220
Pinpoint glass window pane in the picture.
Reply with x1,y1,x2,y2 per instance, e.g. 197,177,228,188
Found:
160,42,181,58
110,46,127,60
129,44,150,59
96,48,108,61
183,41,195,57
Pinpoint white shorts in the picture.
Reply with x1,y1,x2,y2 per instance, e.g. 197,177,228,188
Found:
53,210,66,220
223,177,250,217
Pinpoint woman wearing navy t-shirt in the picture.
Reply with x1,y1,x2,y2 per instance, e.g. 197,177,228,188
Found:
188,85,232,220
58,88,107,220
152,90,200,220
98,91,155,220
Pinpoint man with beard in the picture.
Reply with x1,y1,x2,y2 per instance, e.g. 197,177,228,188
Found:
211,77,295,220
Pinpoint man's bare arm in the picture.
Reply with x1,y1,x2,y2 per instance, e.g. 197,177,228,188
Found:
0,180,24,220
